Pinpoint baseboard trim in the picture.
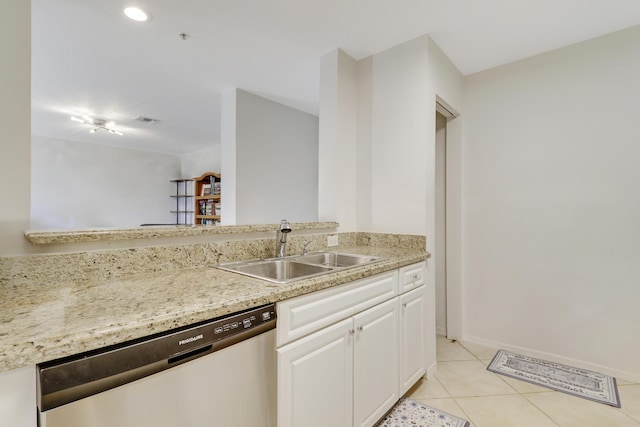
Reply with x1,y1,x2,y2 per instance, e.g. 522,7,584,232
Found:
461,334,640,383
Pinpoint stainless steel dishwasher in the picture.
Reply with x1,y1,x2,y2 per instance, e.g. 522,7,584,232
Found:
37,304,276,427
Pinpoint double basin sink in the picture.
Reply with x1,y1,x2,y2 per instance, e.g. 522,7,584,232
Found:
215,251,385,284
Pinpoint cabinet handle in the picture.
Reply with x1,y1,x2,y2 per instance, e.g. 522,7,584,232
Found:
412,274,419,280
402,302,408,308
349,329,355,335
357,326,363,332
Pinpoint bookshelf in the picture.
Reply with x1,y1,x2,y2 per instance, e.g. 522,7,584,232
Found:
193,172,221,225
169,178,194,225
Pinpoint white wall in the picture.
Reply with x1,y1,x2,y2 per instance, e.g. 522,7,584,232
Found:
0,0,31,256
234,89,319,224
356,57,373,231
319,49,359,231
181,145,221,179
461,25,640,380
362,36,464,361
368,36,431,235
319,35,463,373
31,136,181,229
220,89,237,225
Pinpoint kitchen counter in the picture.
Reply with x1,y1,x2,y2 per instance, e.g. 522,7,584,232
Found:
0,245,428,373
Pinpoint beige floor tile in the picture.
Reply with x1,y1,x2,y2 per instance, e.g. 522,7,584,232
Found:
498,375,554,393
619,378,639,386
436,336,476,361
407,377,450,399
436,361,517,397
525,391,640,427
459,341,499,360
618,385,640,422
456,394,558,427
479,359,492,367
418,398,475,426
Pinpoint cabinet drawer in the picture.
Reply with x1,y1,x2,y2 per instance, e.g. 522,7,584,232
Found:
276,270,398,347
398,262,425,294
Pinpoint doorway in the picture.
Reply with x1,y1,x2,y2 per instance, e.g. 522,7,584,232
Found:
434,99,459,339
435,111,448,337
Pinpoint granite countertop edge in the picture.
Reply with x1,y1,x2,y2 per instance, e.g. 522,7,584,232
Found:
0,246,428,373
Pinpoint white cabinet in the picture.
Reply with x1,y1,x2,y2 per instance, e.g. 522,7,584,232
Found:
399,286,426,395
276,271,397,347
277,298,399,427
353,298,399,427
398,262,425,294
277,272,398,427
277,318,353,427
277,262,428,427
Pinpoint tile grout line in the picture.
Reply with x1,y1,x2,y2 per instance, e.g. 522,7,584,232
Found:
456,341,562,427
433,376,477,426
618,384,640,425
450,340,640,426
457,341,522,395
477,344,640,426
433,348,478,427
517,392,562,427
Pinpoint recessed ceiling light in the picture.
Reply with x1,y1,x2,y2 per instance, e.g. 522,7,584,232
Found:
124,7,148,22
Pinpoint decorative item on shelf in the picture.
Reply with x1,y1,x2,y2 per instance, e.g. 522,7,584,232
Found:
201,183,212,196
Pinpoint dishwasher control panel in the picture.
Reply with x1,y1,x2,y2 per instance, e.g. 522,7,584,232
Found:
174,304,276,352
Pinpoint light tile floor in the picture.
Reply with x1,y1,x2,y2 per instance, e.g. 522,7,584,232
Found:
406,336,640,427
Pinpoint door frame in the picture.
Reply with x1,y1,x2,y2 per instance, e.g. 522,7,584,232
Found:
435,97,462,340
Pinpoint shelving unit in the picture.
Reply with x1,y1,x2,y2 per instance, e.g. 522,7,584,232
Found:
169,179,194,225
193,172,221,225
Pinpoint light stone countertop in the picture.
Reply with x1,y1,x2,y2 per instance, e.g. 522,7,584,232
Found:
24,221,339,244
0,245,428,373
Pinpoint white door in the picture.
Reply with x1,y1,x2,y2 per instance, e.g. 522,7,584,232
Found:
399,286,426,395
277,318,353,427
353,299,399,427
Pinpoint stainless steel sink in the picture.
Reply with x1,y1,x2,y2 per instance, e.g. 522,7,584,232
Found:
295,252,381,268
215,251,385,284
223,259,333,283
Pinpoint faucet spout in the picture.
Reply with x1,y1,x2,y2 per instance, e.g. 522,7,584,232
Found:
276,219,292,257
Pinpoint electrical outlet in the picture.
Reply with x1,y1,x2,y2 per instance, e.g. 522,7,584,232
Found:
327,235,339,247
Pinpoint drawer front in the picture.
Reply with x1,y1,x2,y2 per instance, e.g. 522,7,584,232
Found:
398,262,425,294
276,270,398,347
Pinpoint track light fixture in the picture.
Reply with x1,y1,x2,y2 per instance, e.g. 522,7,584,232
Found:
70,116,123,136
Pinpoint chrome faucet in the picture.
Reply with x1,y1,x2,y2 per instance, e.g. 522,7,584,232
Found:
276,219,292,257
302,241,311,255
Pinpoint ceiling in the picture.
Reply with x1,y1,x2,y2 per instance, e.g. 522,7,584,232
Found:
32,0,640,155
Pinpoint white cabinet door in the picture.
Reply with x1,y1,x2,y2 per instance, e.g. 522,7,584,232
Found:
353,299,399,427
277,318,353,427
398,286,426,395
